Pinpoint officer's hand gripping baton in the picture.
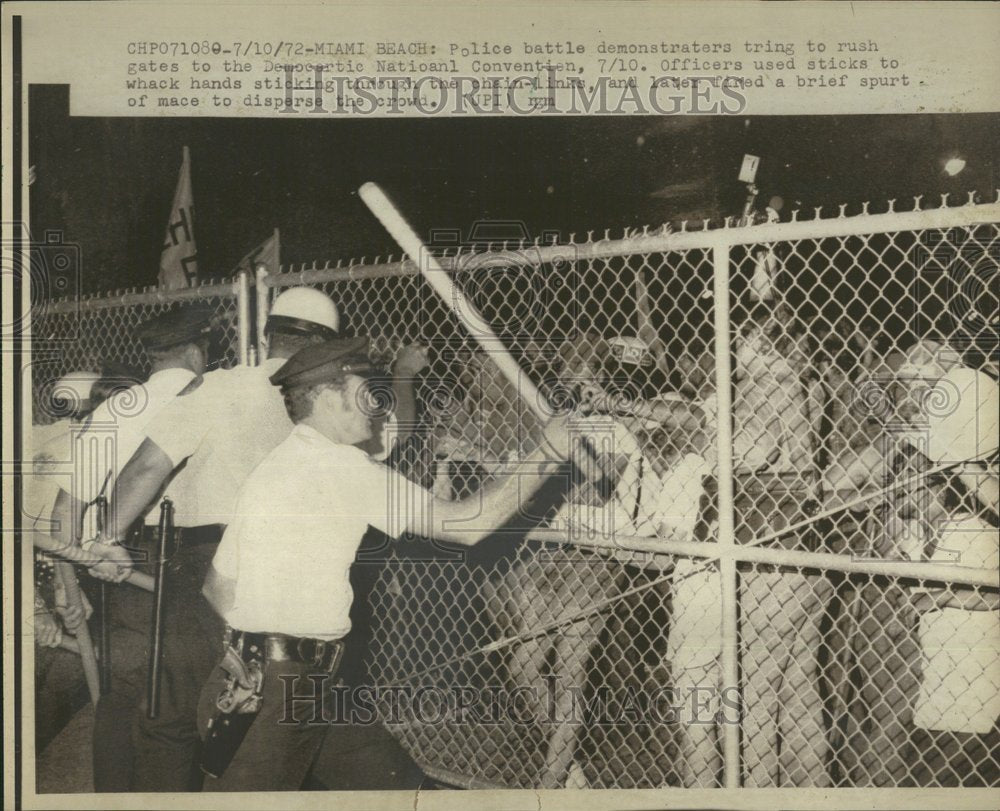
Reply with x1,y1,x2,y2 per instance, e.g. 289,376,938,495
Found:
53,560,101,704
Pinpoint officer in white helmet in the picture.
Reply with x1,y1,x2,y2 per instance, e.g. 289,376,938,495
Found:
85,286,342,791
260,286,340,355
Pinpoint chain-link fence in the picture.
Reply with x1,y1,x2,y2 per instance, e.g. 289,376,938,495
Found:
27,196,999,789
29,277,247,425
261,196,999,789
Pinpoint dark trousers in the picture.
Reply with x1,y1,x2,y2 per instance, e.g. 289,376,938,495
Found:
92,626,148,791
196,656,331,791
128,539,225,792
34,645,86,759
92,534,155,791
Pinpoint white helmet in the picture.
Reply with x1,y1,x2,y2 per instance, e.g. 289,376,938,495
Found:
266,287,340,339
51,370,101,415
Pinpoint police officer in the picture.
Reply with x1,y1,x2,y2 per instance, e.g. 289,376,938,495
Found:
55,306,214,791
195,337,579,791
87,287,342,791
53,307,214,555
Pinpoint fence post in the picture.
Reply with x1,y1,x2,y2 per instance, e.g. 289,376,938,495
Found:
236,268,252,366
255,264,271,362
711,239,741,788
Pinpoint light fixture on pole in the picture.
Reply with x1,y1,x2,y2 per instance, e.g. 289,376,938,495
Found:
943,156,967,177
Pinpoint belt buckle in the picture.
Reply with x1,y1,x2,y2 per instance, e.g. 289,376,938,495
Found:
296,637,327,668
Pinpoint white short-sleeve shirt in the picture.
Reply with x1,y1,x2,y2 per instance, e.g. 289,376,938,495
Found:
212,422,432,639
72,368,196,500
58,368,197,536
144,358,291,527
647,453,709,538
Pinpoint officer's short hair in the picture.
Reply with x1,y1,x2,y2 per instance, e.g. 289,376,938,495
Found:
281,379,350,423
268,330,326,358
146,335,209,364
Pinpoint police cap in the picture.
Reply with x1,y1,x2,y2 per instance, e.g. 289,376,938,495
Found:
136,305,215,351
269,336,373,389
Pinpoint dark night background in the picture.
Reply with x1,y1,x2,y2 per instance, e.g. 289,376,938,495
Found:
29,85,999,296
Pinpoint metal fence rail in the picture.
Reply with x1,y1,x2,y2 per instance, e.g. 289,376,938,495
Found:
28,194,1000,789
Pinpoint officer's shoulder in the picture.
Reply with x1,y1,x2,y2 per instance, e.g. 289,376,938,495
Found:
98,379,148,414
177,364,245,396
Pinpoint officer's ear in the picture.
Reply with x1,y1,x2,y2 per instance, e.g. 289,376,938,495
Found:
312,383,344,417
187,341,208,375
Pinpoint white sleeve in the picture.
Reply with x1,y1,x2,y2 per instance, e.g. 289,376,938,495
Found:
212,520,241,580
353,458,432,539
145,386,212,466
655,455,709,536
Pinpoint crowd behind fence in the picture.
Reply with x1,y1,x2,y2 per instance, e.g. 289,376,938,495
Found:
28,195,1000,789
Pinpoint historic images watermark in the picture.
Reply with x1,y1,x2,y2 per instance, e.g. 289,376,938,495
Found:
248,66,749,116
2,224,82,346
277,677,742,728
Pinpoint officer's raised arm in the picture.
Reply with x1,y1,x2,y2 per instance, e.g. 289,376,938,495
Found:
406,415,574,547
104,438,177,543
226,338,576,557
